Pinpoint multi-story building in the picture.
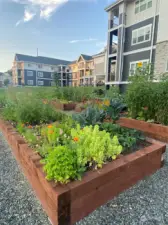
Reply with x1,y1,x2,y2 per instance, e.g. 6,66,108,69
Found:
105,0,168,90
69,51,107,86
12,54,72,87
77,54,94,86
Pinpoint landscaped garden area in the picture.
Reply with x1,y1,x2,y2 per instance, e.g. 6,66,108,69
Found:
0,80,167,224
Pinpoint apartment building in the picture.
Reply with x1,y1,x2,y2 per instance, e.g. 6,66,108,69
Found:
105,0,168,90
12,54,72,87
69,50,107,86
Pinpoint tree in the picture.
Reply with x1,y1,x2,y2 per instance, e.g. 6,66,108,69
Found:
53,72,60,87
4,78,10,86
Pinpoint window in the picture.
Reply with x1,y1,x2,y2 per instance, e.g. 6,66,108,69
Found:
27,71,33,76
132,25,151,45
129,59,149,75
38,72,43,78
38,80,44,86
51,66,54,70
27,80,33,85
135,0,152,14
38,64,42,69
28,64,31,67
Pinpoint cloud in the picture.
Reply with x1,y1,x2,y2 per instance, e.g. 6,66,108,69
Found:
16,8,35,26
13,0,69,25
95,41,107,52
69,38,98,44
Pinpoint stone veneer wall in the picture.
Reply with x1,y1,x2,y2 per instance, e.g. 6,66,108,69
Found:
154,41,168,78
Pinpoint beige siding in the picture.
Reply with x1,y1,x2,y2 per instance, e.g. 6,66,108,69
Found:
157,0,168,42
126,0,160,27
94,54,106,76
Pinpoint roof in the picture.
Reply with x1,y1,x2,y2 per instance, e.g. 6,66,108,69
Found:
93,47,107,58
81,54,93,61
15,54,71,66
105,0,123,12
69,60,77,65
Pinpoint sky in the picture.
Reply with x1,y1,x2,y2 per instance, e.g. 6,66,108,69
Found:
0,0,115,72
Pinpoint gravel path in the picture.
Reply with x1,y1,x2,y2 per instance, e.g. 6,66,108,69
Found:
1,132,168,225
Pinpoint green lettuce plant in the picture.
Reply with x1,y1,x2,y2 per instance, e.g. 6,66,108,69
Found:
42,145,83,184
71,124,123,168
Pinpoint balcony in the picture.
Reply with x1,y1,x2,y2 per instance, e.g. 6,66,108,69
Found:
108,72,115,82
109,20,119,29
85,70,93,76
108,7,119,30
80,71,84,77
109,45,117,55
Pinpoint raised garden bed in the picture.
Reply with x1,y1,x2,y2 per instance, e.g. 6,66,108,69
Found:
0,119,166,225
118,117,168,143
51,100,76,111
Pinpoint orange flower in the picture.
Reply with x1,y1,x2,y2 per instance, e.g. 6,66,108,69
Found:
73,137,79,142
43,100,48,104
28,125,33,129
48,125,53,128
21,124,25,127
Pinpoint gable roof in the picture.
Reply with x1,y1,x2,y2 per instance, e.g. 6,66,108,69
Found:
81,54,93,61
15,54,71,66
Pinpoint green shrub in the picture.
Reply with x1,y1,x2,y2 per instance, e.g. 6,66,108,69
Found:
42,145,82,184
105,86,123,100
2,95,66,124
54,86,96,102
125,71,168,125
2,101,17,122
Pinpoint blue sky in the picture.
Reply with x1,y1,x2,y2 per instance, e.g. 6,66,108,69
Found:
0,0,114,72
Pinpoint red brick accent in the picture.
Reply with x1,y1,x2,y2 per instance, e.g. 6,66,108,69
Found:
118,117,168,143
0,119,166,225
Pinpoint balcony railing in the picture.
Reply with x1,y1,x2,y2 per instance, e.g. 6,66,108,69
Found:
108,72,115,82
109,46,117,55
108,19,119,29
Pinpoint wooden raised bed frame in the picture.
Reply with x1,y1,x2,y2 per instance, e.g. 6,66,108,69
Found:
0,120,166,225
118,117,168,143
51,100,76,111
